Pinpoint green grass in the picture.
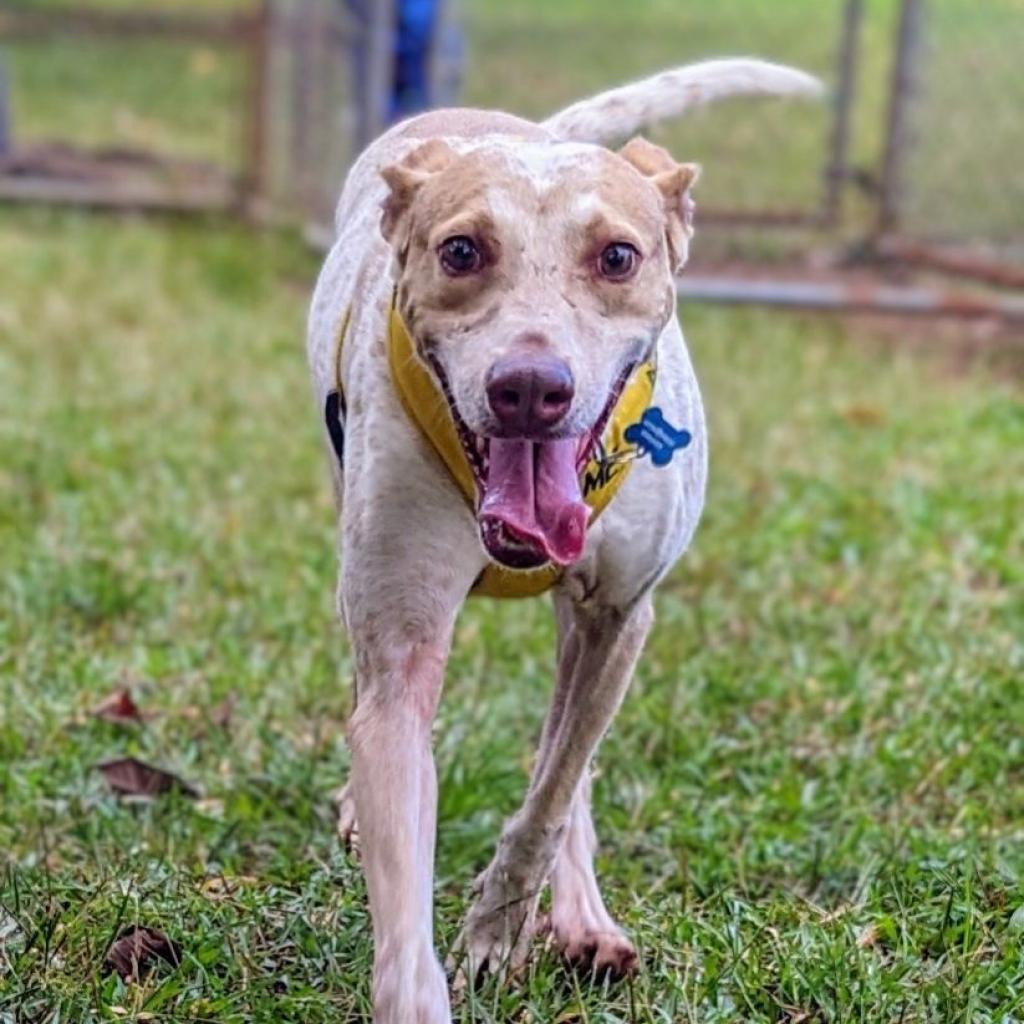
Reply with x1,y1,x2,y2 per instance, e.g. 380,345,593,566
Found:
2,1,1024,1020
6,39,246,167
1,208,1022,1022
3,0,250,165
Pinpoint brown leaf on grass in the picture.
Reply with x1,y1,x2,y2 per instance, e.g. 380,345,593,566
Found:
104,926,182,980
200,874,259,901
97,757,200,799
91,689,145,725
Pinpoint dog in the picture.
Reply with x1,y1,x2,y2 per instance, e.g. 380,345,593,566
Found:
306,57,821,1023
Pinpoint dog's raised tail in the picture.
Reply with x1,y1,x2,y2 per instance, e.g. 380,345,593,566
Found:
542,58,824,145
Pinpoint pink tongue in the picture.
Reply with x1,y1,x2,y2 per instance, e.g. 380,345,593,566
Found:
479,438,589,565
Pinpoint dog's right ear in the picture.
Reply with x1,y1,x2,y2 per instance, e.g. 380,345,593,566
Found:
380,140,457,244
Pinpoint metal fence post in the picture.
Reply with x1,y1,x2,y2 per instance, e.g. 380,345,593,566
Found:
877,0,924,236
0,59,10,156
289,0,320,215
361,0,394,151
822,0,862,227
242,0,272,215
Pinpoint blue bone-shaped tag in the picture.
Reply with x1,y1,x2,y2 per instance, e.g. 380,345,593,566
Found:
623,407,692,467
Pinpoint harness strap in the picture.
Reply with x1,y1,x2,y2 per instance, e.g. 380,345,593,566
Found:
325,308,351,464
387,306,478,503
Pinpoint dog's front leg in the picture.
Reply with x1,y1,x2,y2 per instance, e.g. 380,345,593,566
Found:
347,620,451,1022
540,594,639,974
456,593,653,980
340,493,481,1023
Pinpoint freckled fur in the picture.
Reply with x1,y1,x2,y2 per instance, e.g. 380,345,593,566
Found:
307,56,821,1024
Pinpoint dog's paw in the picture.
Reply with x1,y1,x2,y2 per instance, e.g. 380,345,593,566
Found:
449,868,542,988
541,914,639,978
450,911,534,989
333,782,360,857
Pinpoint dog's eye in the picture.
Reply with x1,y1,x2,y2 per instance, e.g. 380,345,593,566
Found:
439,236,482,276
598,242,639,280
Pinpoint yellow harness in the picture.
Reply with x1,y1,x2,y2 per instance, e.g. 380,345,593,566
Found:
330,302,656,598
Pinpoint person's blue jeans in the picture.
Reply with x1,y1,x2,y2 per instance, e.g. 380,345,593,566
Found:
345,0,463,145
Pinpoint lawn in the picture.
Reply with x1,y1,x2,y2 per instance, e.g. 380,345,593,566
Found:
2,1,1024,1022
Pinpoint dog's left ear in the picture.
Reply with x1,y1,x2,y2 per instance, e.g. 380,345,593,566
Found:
618,136,700,274
380,139,457,246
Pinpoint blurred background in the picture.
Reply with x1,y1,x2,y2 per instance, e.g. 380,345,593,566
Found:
2,2,1023,1021
1,0,1023,303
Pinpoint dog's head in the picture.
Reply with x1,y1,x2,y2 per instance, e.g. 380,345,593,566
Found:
380,135,698,570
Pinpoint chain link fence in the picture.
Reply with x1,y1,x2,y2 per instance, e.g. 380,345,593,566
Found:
0,3,267,211
1,0,1021,314
879,0,1024,278
260,0,357,227
460,0,843,232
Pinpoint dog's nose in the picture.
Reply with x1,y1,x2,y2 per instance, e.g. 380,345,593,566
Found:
486,355,575,434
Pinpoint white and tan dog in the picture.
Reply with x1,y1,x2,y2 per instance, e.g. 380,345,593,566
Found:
307,58,820,1023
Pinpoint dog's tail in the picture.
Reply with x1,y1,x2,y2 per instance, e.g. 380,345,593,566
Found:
541,58,823,144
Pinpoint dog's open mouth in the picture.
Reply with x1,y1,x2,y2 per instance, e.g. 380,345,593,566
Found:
428,357,631,570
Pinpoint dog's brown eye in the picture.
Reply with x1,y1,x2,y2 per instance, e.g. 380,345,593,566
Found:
598,242,639,280
439,236,482,276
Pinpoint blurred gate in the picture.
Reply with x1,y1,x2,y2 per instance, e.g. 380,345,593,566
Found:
0,3,271,212
1,0,1021,320
873,0,1024,289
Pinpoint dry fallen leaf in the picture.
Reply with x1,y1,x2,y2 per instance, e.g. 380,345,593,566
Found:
91,689,145,725
97,757,200,799
104,926,182,980
200,874,259,901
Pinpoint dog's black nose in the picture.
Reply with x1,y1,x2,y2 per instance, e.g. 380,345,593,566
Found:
486,355,575,435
